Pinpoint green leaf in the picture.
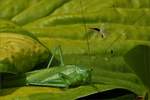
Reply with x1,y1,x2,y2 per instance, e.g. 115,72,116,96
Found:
12,0,71,25
124,45,150,98
0,0,150,99
0,21,50,74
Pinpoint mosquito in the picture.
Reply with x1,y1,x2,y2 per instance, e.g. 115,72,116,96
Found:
89,27,106,38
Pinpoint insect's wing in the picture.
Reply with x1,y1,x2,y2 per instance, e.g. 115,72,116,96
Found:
26,67,62,83
25,66,71,87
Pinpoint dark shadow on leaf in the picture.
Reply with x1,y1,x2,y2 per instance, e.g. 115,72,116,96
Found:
0,73,26,89
0,73,26,96
33,56,60,70
77,88,136,100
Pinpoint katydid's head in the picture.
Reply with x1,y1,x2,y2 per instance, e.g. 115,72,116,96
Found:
65,64,92,87
75,65,92,83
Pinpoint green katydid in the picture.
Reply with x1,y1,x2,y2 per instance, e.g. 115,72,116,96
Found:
2,45,92,88
25,45,92,88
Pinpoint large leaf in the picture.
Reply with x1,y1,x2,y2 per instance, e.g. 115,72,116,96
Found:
0,0,150,99
124,45,150,99
0,20,50,73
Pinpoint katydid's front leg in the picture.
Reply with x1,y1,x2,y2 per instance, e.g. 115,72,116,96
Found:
47,45,65,68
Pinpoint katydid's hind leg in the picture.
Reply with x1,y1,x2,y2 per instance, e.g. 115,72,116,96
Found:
46,45,64,68
26,79,69,88
57,45,65,66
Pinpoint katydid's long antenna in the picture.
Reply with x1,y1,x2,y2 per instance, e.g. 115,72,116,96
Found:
79,0,91,67
79,1,99,92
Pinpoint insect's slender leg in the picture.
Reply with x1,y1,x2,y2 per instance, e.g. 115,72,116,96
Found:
47,47,57,68
47,55,54,68
47,45,65,68
57,45,65,66
100,31,105,38
100,24,106,39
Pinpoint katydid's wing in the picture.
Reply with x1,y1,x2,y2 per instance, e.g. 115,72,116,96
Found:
25,66,70,84
27,72,71,88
